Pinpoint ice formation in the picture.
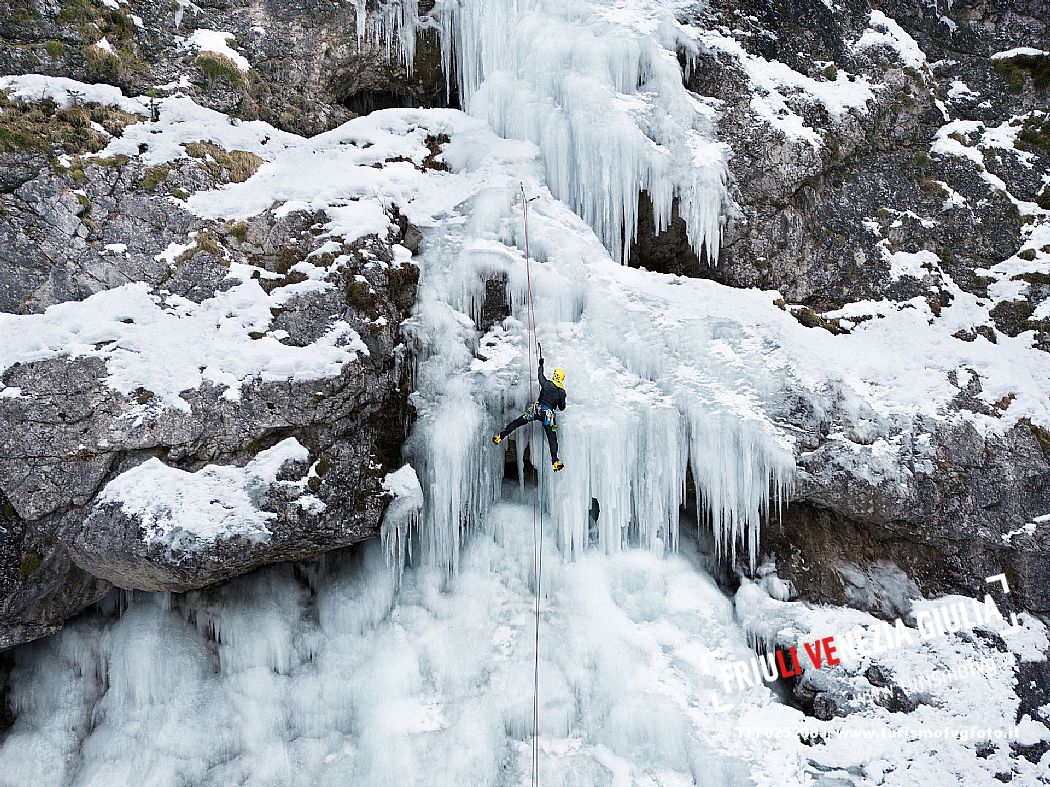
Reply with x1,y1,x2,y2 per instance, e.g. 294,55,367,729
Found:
4,499,1046,785
434,0,731,264
351,0,423,71
390,109,794,573
7,72,1047,579
380,464,425,576
0,505,786,786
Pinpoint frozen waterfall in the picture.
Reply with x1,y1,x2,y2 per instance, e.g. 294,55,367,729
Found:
351,0,733,265
342,0,785,575
399,113,793,574
0,500,796,786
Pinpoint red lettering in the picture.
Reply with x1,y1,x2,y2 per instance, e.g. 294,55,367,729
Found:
803,640,824,669
776,648,800,678
823,636,840,666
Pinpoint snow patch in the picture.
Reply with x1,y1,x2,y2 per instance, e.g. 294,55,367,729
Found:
885,248,939,280
991,47,1050,60
699,30,874,148
947,79,979,102
854,10,927,69
0,74,148,116
95,438,311,549
0,275,367,412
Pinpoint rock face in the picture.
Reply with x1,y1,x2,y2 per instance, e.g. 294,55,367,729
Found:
0,0,453,137
0,1,433,649
640,0,1048,309
0,185,419,646
762,418,1050,618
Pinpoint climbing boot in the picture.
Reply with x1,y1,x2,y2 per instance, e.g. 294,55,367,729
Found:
492,434,503,445
552,460,564,472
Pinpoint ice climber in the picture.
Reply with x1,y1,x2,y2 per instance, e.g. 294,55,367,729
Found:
492,344,566,472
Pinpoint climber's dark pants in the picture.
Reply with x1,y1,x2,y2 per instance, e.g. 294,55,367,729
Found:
499,406,559,462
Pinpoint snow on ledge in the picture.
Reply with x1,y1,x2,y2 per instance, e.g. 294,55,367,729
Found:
187,29,251,71
0,275,368,412
696,30,875,148
0,74,148,115
853,10,927,70
95,438,311,550
990,47,1050,60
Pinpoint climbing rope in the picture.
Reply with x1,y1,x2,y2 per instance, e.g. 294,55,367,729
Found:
521,183,542,787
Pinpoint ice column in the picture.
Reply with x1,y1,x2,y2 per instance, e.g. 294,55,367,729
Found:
401,222,510,572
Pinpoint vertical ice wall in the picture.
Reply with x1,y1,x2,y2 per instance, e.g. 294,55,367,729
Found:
434,0,731,264
395,116,793,574
400,204,516,573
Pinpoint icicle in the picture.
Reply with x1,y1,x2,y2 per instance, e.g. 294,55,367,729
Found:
352,0,422,71
380,464,424,580
687,409,795,572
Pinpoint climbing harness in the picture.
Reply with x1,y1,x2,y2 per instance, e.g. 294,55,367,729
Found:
521,183,542,787
522,402,557,429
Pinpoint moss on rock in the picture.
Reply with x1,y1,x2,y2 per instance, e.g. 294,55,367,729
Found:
195,52,244,86
0,93,139,154
1013,271,1050,285
790,306,848,335
138,164,170,191
993,54,1050,94
18,550,43,580
1017,114,1050,152
175,231,225,263
183,141,262,183
225,220,250,242
989,299,1034,337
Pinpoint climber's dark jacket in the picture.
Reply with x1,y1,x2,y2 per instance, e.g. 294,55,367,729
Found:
537,358,566,411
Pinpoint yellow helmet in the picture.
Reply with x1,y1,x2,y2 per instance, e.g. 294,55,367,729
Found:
552,368,566,388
